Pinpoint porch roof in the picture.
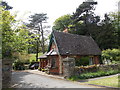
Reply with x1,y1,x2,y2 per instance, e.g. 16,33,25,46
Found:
46,49,58,56
38,55,47,59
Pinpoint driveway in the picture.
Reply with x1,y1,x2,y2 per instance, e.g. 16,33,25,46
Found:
10,70,103,88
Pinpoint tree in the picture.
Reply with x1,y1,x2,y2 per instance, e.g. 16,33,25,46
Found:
70,0,100,36
13,25,34,52
1,2,34,59
52,0,100,36
0,1,13,10
110,12,120,48
2,7,16,58
27,13,49,61
0,1,13,58
52,0,119,50
27,32,38,53
98,14,118,49
70,1,119,50
52,14,72,31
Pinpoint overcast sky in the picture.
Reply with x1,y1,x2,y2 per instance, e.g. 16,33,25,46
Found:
4,0,119,28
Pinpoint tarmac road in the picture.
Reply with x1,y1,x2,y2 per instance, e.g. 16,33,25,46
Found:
10,71,103,88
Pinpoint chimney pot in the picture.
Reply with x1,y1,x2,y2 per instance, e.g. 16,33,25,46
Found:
63,28,68,33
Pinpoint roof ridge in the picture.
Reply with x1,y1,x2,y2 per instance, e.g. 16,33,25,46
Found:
53,30,91,38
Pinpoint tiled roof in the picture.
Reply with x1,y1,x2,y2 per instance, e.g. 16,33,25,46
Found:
52,31,101,55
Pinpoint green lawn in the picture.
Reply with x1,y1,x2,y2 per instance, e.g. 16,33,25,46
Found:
29,53,43,62
85,76,119,88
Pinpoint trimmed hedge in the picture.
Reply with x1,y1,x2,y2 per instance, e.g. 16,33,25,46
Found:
69,69,120,81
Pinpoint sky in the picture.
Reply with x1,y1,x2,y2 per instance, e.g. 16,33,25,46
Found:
4,0,119,28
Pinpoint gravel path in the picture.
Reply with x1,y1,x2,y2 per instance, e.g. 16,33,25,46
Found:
10,71,101,88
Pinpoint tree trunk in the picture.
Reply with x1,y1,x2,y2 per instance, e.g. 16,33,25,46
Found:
36,40,39,61
40,22,45,54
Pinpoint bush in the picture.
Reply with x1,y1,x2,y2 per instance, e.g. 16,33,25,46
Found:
13,60,25,70
42,69,45,72
38,67,42,71
12,52,31,70
68,76,79,81
102,49,120,64
12,52,30,63
75,56,89,66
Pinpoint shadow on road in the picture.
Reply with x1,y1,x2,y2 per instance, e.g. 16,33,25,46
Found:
10,71,35,88
2,71,118,90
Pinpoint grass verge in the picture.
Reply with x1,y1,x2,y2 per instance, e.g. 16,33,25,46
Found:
85,76,119,88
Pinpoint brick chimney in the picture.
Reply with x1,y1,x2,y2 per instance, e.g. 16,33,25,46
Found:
63,28,68,33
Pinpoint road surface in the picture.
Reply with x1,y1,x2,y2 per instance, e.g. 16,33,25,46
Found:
11,71,101,88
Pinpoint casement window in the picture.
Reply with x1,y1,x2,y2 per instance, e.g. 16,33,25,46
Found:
89,57,94,65
51,57,56,68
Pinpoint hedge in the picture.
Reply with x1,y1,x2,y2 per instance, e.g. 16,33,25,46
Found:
69,69,120,81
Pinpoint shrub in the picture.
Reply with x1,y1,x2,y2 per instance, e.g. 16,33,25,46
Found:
38,67,41,71
69,69,120,80
13,59,25,70
12,52,30,63
68,76,79,81
102,49,120,64
75,56,90,66
42,69,45,72
12,52,31,70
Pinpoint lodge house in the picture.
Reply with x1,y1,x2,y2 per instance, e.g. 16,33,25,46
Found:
38,30,101,75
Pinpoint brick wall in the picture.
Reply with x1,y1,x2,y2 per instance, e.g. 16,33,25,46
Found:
48,56,60,74
39,59,48,69
93,56,99,64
